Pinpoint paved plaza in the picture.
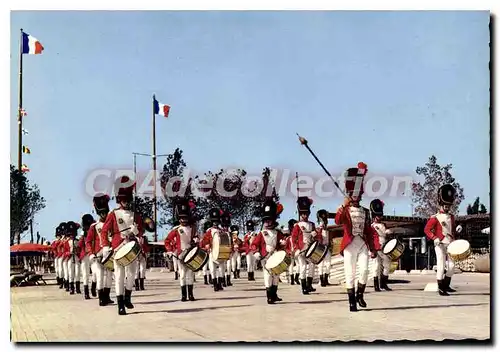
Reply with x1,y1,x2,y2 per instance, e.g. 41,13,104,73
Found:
11,271,490,342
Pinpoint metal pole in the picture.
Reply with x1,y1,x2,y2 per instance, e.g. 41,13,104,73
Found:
18,28,24,172
152,95,158,242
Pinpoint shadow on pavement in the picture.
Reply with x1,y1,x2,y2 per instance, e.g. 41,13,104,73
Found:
362,302,488,312
127,304,253,315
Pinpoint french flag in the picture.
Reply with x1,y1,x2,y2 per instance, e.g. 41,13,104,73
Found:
22,32,44,55
153,97,170,118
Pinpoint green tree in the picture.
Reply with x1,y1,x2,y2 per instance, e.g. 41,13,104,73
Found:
10,164,46,245
411,156,465,217
466,197,487,215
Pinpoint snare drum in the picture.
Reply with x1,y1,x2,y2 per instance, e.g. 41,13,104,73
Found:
305,240,328,265
330,237,342,256
447,239,471,262
115,241,141,267
382,238,405,262
265,251,291,276
183,246,209,272
212,232,231,262
101,251,115,272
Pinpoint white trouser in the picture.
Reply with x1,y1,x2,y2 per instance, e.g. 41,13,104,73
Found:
226,255,232,274
114,259,138,296
91,258,112,289
319,251,332,275
246,252,255,273
371,252,391,277
179,263,194,286
81,256,91,286
173,257,179,272
210,253,227,278
262,259,279,288
296,253,315,280
135,256,147,279
202,260,210,275
435,243,455,280
343,236,369,289
288,257,297,276
68,257,81,283
55,257,62,277
62,259,69,281
231,252,242,271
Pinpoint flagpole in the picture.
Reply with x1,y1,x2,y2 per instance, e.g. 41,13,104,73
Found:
152,94,158,242
18,28,24,172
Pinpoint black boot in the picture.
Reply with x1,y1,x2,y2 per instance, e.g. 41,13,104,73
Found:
213,278,219,292
226,275,232,286
325,274,331,286
117,295,126,315
380,275,392,291
84,285,91,300
104,287,114,304
174,271,179,280
237,269,241,279
266,288,275,304
134,279,140,291
65,281,70,292
208,274,213,284
443,276,456,292
188,285,195,301
124,290,134,309
320,274,326,287
59,278,64,289
294,273,300,285
347,288,357,312
249,272,255,281
233,271,237,279
91,282,97,297
75,281,81,294
204,275,208,285
356,283,367,308
218,277,224,290
69,282,75,295
373,277,381,292
222,276,227,287
272,285,282,302
438,280,450,296
98,289,106,306
181,286,187,302
289,275,294,285
301,279,310,295
307,277,316,292
56,277,60,286
140,278,145,291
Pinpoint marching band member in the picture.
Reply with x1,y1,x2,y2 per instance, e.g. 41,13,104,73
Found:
424,184,461,296
79,214,95,299
65,221,81,295
165,199,198,302
200,208,226,292
243,220,257,281
285,219,299,285
165,220,180,279
229,225,243,279
86,194,114,306
51,225,63,288
291,197,317,295
369,199,392,292
220,211,233,287
56,223,67,289
316,209,332,287
251,200,286,304
61,228,70,291
101,176,145,316
135,235,150,291
172,219,180,280
335,162,380,312
201,220,213,285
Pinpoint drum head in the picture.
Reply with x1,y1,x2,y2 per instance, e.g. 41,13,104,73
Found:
447,239,470,255
101,250,113,264
265,251,286,269
383,239,397,254
115,241,136,259
305,241,317,257
184,247,198,263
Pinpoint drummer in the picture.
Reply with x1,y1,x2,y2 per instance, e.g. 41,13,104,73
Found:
315,209,332,287
291,197,317,295
424,184,461,296
200,208,226,292
86,193,114,306
369,199,393,292
229,225,243,280
285,219,299,285
51,225,63,288
165,199,198,302
78,214,96,298
101,176,145,316
250,200,286,304
135,235,150,291
201,220,213,285
242,220,257,281
335,162,379,312
220,211,233,287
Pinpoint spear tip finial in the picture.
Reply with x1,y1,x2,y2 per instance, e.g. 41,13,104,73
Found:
296,133,308,145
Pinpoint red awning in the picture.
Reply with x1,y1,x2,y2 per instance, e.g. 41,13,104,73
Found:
10,243,50,253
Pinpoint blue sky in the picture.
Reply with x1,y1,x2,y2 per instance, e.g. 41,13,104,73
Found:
10,11,490,241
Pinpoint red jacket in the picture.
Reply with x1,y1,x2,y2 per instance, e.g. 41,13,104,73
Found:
50,239,59,258
200,227,217,251
424,212,456,242
250,229,286,258
86,222,102,255
334,205,380,255
291,221,318,251
284,236,294,255
77,236,87,260
56,239,66,258
140,236,150,254
101,208,144,250
242,232,256,254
